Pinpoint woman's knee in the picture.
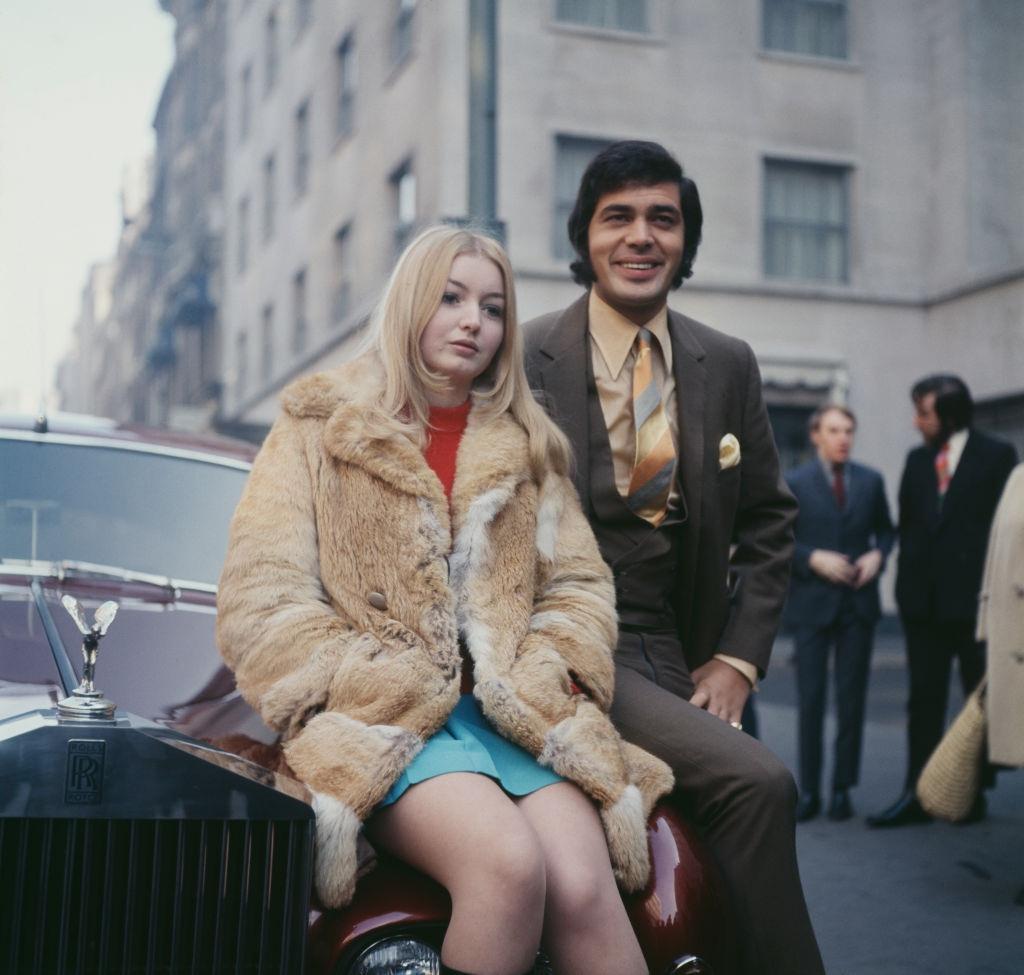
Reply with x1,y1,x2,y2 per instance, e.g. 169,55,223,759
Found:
545,857,614,925
452,816,546,907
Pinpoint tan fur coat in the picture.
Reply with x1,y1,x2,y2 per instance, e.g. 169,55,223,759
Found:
217,356,673,908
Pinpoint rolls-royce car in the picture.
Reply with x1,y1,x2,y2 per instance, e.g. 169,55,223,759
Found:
0,413,736,975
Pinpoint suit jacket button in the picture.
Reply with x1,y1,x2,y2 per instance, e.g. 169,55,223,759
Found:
368,591,388,611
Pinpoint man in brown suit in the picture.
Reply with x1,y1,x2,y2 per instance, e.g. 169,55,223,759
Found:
524,141,824,975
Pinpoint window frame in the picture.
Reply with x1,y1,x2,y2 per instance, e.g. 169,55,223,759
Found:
293,0,313,39
264,8,279,95
294,98,312,198
553,0,649,34
762,157,851,285
551,134,616,260
260,303,274,382
239,62,252,142
331,222,353,327
335,32,356,142
292,267,308,355
391,0,416,67
236,196,250,274
390,159,416,256
761,0,848,60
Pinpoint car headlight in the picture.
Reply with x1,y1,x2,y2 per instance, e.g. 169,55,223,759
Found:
349,936,441,975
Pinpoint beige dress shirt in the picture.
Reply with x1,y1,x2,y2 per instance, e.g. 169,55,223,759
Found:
587,291,757,689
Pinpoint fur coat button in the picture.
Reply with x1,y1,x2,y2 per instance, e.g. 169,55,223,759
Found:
367,591,388,611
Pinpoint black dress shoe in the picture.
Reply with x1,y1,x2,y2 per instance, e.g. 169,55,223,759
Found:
795,792,820,822
866,791,932,828
827,789,853,821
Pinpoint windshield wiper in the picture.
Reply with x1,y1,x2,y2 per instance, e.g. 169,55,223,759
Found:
0,558,216,596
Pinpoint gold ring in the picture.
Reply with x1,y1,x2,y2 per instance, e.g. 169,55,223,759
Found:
730,721,743,731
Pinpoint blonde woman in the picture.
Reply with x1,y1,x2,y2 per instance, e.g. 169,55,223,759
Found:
217,226,672,975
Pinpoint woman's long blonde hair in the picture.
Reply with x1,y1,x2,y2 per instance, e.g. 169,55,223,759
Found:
366,224,571,478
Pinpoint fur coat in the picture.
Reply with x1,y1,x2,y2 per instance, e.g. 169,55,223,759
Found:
216,356,673,908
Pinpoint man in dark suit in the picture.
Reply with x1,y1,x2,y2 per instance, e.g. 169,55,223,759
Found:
868,374,1018,827
524,141,824,975
785,405,895,822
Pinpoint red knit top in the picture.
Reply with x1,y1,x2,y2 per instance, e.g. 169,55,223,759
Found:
424,400,471,501
424,399,474,692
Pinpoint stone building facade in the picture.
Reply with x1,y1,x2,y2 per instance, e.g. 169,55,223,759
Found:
218,0,1023,490
65,0,1024,492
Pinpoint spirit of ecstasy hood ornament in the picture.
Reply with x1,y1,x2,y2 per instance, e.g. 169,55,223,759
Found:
57,595,119,719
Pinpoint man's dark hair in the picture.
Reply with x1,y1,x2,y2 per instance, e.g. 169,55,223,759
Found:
808,403,857,434
911,374,974,434
566,140,703,288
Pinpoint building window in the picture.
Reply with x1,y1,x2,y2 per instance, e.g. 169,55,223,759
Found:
553,135,615,259
390,160,416,255
554,0,648,32
762,0,847,59
262,153,276,241
236,329,249,400
260,304,274,382
237,196,250,273
264,8,279,94
335,32,356,140
240,62,252,141
294,99,311,197
294,0,313,37
392,0,416,66
332,223,353,326
768,402,818,473
292,268,308,354
763,159,849,283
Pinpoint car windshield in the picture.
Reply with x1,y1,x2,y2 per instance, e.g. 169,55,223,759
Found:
0,438,250,585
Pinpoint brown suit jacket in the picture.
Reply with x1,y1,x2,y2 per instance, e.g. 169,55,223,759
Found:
523,293,797,676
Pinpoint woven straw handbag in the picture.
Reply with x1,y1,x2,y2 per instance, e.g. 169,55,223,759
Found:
916,678,987,822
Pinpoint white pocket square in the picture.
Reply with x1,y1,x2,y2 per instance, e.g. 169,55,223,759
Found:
719,433,741,470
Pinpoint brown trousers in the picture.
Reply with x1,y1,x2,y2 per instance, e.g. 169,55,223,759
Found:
611,661,826,975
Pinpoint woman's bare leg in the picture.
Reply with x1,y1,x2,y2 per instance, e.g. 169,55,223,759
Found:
366,773,545,975
516,782,648,975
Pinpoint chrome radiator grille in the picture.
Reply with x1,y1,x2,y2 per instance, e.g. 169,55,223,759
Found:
0,817,312,974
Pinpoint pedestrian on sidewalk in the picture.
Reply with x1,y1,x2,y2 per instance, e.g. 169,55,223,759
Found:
868,375,1017,827
784,404,895,822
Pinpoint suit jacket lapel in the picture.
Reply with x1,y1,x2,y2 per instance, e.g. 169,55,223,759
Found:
670,311,705,523
534,294,592,509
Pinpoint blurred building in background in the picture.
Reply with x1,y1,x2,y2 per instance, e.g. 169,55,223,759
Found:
59,0,227,433
60,0,1024,491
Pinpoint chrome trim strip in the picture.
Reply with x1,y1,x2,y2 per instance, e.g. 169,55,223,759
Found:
0,429,252,471
665,955,713,975
0,560,218,595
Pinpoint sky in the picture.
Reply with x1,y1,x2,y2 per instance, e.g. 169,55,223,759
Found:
0,0,175,412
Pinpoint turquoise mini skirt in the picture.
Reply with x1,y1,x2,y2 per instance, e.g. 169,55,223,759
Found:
378,693,564,807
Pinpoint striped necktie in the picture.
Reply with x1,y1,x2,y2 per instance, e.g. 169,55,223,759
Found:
625,328,677,525
935,443,951,496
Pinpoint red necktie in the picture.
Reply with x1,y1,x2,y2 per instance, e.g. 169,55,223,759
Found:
832,464,846,510
935,444,951,496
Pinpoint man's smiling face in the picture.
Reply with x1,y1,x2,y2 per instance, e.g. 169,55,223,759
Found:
586,181,684,325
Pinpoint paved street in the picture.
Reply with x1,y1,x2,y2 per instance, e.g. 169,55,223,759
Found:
755,625,1024,975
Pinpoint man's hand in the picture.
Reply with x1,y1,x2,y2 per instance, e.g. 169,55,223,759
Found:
808,549,858,586
689,659,751,725
852,548,883,590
